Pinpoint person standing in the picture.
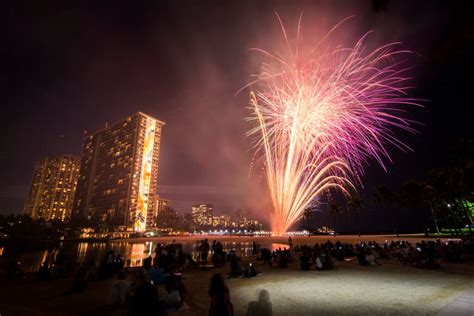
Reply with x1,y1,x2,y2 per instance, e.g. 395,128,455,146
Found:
201,239,210,264
252,242,258,255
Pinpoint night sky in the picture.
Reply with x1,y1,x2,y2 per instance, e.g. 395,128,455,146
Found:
2,0,473,231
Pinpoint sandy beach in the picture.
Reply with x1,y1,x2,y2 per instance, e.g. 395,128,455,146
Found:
1,235,473,315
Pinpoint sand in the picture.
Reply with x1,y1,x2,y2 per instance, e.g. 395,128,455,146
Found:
182,256,474,316
230,262,474,315
1,235,472,315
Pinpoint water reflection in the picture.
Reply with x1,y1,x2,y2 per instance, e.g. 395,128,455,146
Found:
2,240,289,273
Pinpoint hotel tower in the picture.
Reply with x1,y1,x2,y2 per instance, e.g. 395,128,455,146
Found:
73,112,164,232
23,154,80,221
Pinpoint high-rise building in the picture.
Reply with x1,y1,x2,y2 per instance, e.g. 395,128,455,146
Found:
152,195,170,226
191,203,213,226
23,154,80,221
73,112,165,232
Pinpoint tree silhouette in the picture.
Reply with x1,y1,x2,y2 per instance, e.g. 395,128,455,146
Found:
327,203,342,235
347,195,363,237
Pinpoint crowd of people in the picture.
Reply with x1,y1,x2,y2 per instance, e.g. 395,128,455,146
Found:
290,237,474,270
66,242,192,314
3,235,471,315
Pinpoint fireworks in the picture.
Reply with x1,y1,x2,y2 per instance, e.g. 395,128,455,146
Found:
246,15,420,235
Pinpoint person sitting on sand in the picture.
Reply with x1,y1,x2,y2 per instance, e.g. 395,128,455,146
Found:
160,278,181,310
300,251,311,270
244,262,258,278
366,250,378,266
186,254,198,268
357,246,368,266
261,248,273,267
209,273,234,316
129,269,164,315
228,255,242,278
71,264,89,293
38,259,50,280
110,270,130,306
315,256,323,270
246,289,272,316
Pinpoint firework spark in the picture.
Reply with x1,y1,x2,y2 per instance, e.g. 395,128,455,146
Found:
246,15,420,235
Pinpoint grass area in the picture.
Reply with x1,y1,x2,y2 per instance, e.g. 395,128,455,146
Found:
440,228,473,235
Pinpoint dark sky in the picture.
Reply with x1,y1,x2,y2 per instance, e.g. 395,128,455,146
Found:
1,0,473,231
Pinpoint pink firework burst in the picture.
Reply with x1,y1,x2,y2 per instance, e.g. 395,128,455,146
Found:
245,14,421,235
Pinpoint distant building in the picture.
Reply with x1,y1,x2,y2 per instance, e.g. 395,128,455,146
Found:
152,195,170,226
220,215,231,227
23,154,80,222
73,112,165,232
191,203,213,226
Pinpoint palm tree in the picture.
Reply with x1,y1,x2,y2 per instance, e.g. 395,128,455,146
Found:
347,195,362,237
372,186,395,208
327,203,342,236
372,186,397,236
426,168,466,236
422,184,441,234
449,167,473,234
399,180,425,234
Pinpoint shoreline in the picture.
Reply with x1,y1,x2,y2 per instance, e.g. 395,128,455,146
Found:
110,233,461,244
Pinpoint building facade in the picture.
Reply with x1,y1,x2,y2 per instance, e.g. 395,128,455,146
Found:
152,195,170,227
191,203,213,226
23,154,80,221
73,112,165,232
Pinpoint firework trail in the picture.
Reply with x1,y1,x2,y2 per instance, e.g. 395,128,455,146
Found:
246,15,420,235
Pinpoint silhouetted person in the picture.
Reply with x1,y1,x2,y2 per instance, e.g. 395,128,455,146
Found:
228,256,242,278
201,239,210,264
261,249,272,267
38,259,50,280
110,270,130,306
129,269,164,315
160,278,181,309
143,256,152,270
155,243,163,258
7,260,24,280
208,273,233,316
71,265,88,293
244,263,258,278
186,254,198,268
55,250,65,277
300,252,311,270
357,247,368,266
246,289,272,316
252,241,258,255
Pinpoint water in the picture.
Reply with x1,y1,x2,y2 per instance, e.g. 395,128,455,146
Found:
0,240,288,273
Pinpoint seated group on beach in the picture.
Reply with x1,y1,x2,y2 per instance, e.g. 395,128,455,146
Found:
293,237,474,271
24,234,473,315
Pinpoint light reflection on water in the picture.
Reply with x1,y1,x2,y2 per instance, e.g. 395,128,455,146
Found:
3,241,289,273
